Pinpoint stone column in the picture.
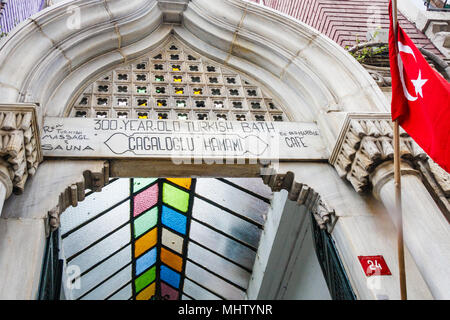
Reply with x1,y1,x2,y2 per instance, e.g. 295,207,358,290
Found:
331,113,450,299
371,161,450,299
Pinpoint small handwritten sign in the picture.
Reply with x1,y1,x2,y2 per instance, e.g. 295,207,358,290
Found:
358,255,392,276
41,117,328,161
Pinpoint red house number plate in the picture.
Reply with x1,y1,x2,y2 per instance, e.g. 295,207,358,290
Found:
358,255,392,276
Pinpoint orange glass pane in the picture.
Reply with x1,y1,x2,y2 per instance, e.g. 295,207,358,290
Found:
167,178,191,189
135,228,157,257
136,282,155,300
161,247,183,272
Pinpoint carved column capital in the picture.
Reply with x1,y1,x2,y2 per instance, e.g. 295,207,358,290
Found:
0,104,43,196
330,113,427,193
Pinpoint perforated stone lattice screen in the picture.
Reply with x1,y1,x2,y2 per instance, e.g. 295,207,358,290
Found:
69,38,288,122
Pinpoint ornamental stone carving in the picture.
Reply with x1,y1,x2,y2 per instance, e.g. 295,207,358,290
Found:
48,162,110,234
261,169,337,232
330,113,428,193
0,104,42,196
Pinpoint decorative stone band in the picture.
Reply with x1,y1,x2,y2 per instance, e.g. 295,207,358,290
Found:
48,162,110,234
261,169,337,233
329,113,427,193
0,104,42,196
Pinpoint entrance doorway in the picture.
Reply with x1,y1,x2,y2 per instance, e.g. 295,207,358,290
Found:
38,176,355,300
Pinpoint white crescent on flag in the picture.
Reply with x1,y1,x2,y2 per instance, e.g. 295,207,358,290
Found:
397,41,428,102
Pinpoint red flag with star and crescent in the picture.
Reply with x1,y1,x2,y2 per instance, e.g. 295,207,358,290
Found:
389,0,450,173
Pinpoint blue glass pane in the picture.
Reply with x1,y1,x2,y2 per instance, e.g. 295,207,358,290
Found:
161,206,187,235
160,265,181,289
135,247,157,275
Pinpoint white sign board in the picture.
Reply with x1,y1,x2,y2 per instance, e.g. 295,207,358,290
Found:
41,118,328,161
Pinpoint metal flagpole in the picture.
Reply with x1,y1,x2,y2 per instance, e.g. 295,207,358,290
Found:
391,0,407,300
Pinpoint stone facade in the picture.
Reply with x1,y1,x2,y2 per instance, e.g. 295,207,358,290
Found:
0,0,448,300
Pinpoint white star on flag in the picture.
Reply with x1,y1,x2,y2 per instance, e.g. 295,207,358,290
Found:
411,70,428,98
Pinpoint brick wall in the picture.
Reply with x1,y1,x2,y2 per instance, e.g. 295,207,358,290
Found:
249,0,442,56
0,0,45,34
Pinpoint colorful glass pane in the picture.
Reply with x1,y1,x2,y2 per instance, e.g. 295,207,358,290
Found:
161,206,187,235
167,178,191,189
136,282,155,300
134,227,157,257
161,247,183,272
135,266,156,293
134,183,158,217
135,247,157,275
133,178,157,193
133,207,158,238
161,282,179,300
162,183,190,212
130,178,194,300
161,228,184,254
160,265,181,289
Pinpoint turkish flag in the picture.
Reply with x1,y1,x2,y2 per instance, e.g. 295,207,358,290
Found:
389,0,450,173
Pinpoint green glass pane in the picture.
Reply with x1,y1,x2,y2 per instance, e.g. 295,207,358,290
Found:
135,265,156,293
163,183,190,212
134,207,158,238
133,178,157,193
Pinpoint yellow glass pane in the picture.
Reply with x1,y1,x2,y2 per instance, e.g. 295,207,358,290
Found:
167,178,191,189
136,282,155,300
175,89,184,94
135,228,157,257
172,67,180,71
174,78,182,83
193,90,201,95
138,115,148,119
161,247,183,272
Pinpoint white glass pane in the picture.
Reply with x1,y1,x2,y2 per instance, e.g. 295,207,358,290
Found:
80,264,132,300
183,278,221,300
61,178,130,234
108,283,133,300
69,224,131,274
63,201,130,258
71,245,132,299
221,178,273,200
185,261,245,300
187,242,251,289
195,178,269,225
189,221,256,270
192,197,261,248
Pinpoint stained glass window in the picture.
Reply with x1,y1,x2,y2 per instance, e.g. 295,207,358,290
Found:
69,37,287,122
60,177,272,300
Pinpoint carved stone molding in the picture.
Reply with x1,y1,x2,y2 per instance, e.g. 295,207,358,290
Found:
330,113,428,193
312,199,338,233
158,0,190,23
47,162,110,234
261,169,337,233
0,104,42,196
